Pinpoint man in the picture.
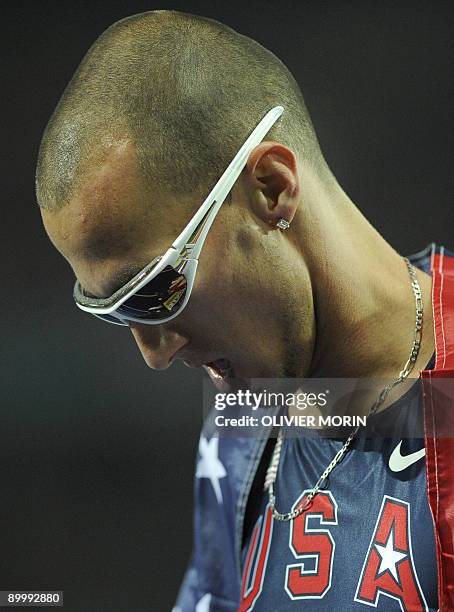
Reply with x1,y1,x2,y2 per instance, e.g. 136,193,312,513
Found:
36,10,454,611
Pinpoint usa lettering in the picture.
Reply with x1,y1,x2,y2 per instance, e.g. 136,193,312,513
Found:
240,493,428,611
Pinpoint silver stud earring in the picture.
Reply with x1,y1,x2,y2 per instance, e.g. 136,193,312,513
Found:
276,218,290,230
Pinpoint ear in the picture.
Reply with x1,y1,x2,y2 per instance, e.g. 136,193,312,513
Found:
245,141,300,228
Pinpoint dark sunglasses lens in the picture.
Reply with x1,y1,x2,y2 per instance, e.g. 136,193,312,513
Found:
115,266,187,321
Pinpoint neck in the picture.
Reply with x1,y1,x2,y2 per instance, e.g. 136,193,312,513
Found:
294,169,434,381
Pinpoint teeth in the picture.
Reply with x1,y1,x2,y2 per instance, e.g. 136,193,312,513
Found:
207,366,223,380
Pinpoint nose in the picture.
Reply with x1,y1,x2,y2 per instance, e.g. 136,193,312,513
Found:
129,323,189,370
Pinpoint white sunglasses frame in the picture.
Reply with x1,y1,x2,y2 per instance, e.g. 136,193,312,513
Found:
74,105,284,325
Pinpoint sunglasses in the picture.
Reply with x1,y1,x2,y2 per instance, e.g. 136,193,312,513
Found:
73,106,284,326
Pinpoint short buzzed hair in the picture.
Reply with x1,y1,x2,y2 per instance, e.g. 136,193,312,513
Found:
36,10,326,211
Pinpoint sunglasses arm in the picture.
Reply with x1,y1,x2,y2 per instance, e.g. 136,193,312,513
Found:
171,106,284,260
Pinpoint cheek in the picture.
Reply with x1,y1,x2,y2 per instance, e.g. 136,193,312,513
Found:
187,222,282,338
189,261,234,318
202,250,249,309
192,254,274,335
182,249,246,333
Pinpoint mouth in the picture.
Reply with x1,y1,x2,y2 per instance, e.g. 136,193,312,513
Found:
202,358,235,392
182,355,236,391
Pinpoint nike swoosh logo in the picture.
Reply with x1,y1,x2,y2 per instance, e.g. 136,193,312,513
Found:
389,441,426,472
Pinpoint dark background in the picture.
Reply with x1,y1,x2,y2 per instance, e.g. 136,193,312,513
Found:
2,1,454,610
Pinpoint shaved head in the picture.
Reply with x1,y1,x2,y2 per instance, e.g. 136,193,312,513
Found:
36,9,327,211
37,9,334,382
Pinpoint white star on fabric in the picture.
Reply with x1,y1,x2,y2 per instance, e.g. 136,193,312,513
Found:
196,436,227,504
195,593,212,612
375,530,407,582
